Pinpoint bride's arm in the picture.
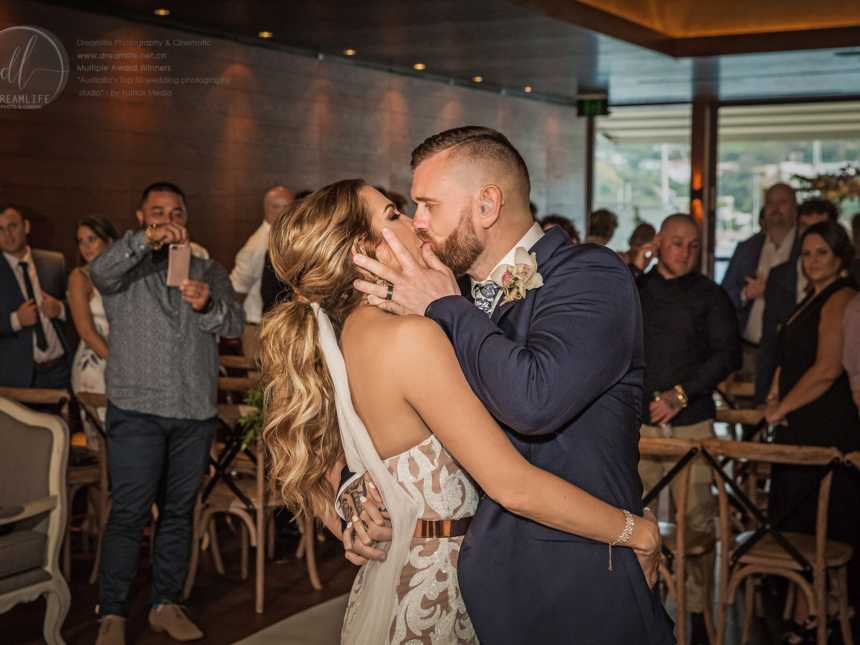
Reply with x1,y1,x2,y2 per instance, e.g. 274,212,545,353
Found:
394,317,657,552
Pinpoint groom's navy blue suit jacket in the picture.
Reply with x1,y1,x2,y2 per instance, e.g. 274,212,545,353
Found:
428,227,675,645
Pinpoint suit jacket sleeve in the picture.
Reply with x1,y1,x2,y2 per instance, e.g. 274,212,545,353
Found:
721,239,749,315
426,247,639,436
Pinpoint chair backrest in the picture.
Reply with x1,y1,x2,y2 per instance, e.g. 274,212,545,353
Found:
0,397,68,578
844,451,860,471
219,355,258,372
703,438,842,573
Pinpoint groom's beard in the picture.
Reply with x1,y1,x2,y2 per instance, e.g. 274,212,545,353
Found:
417,208,483,277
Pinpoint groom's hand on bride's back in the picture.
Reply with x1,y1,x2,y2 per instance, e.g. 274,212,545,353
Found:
341,478,393,565
353,228,460,316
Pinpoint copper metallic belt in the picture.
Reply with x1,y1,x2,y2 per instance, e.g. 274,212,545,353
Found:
413,517,472,539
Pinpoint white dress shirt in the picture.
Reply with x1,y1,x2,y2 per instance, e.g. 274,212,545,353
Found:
744,227,796,343
3,247,66,362
470,222,545,316
229,221,270,324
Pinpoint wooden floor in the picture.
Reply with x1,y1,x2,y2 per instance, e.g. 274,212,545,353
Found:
4,525,356,645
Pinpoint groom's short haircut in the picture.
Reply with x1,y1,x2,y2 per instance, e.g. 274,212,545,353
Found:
411,126,531,197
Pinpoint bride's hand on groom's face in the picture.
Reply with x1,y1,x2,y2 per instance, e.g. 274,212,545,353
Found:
633,508,661,590
353,228,460,316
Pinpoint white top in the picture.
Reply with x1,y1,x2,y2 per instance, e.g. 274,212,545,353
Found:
229,221,270,324
190,241,210,260
744,227,796,343
470,222,545,315
3,247,66,362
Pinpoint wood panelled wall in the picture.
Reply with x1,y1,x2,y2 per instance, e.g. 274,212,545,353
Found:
0,2,587,268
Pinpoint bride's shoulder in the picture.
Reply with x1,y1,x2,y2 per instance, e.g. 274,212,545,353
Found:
345,310,448,358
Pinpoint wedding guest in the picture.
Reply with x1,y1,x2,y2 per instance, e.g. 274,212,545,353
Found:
539,214,580,244
845,292,860,410
722,183,798,379
624,222,657,277
0,205,71,389
755,198,839,403
586,208,618,246
68,216,117,448
637,213,741,644
230,185,293,360
170,208,209,259
90,182,244,645
765,220,860,639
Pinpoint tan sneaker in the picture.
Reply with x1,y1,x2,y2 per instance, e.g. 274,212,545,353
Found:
148,603,204,641
95,615,126,645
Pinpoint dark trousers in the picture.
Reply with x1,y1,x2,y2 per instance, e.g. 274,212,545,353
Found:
30,357,70,389
98,402,215,617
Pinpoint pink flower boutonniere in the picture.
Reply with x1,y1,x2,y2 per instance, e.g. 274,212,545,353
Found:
490,247,544,305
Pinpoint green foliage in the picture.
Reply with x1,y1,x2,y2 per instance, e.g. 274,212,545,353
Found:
238,388,264,451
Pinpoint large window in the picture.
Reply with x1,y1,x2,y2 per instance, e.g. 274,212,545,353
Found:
716,102,860,281
593,105,691,252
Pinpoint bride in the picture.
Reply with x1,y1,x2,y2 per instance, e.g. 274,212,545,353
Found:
259,179,660,644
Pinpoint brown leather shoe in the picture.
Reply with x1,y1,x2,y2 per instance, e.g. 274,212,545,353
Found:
148,603,204,641
95,615,126,645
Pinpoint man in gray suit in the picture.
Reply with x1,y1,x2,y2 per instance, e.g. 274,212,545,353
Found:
0,205,70,389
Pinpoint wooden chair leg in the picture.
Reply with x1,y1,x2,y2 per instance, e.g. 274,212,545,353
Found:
183,499,204,599
209,520,225,576
267,512,275,560
837,566,854,645
783,581,796,621
241,524,249,580
89,498,110,584
741,577,754,645
815,569,827,645
303,515,322,591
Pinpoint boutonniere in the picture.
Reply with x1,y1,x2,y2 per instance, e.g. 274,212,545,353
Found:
490,247,544,305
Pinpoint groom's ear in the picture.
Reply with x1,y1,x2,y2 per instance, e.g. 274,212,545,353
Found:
477,184,503,230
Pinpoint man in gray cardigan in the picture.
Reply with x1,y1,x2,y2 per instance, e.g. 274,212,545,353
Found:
90,182,244,645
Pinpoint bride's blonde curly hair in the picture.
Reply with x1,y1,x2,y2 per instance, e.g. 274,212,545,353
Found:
259,178,378,520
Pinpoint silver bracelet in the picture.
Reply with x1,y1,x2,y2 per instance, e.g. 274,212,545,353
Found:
608,509,635,572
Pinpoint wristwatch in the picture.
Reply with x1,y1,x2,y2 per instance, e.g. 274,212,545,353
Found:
673,384,689,409
144,224,165,251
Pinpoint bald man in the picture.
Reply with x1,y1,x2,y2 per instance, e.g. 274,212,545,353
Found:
230,185,293,359
637,213,741,644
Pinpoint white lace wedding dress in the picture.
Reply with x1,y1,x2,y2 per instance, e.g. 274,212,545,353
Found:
342,434,480,643
312,304,480,644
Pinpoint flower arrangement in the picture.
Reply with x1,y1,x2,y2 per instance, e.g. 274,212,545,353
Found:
793,164,860,204
490,247,544,305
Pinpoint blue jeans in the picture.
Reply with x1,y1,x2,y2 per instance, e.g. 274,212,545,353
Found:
98,402,215,617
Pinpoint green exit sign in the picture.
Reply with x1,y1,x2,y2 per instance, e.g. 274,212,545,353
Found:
577,98,609,117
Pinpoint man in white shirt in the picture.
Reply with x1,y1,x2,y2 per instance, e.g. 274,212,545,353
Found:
0,205,70,388
230,185,294,359
722,183,798,379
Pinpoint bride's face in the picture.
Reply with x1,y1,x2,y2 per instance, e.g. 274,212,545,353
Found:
360,186,426,271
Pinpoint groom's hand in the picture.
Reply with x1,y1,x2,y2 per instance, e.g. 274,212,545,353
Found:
342,478,393,565
353,228,460,316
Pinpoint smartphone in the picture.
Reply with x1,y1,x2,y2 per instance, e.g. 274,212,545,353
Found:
166,243,191,287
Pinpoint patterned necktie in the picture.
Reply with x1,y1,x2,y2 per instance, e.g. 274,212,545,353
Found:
18,261,48,351
473,281,501,316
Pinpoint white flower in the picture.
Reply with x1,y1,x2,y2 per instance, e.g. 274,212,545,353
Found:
490,247,543,305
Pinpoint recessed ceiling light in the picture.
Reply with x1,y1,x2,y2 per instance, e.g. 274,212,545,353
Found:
258,31,273,39
472,75,483,83
413,62,426,71
153,8,170,16
343,48,357,56
523,85,533,93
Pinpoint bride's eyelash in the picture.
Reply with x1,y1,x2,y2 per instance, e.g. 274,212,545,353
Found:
387,210,401,221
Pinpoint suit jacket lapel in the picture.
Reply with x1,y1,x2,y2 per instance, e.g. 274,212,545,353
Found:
490,226,567,325
0,255,24,305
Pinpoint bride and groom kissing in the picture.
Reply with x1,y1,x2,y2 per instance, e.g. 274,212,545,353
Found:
258,126,676,644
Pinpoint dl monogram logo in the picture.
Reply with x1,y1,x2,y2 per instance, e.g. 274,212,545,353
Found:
0,25,69,109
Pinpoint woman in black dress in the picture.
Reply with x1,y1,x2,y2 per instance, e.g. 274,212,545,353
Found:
765,220,860,641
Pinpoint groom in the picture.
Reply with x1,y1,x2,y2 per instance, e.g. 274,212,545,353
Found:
346,126,674,644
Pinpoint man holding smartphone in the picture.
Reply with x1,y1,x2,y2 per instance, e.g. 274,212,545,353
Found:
90,182,244,645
